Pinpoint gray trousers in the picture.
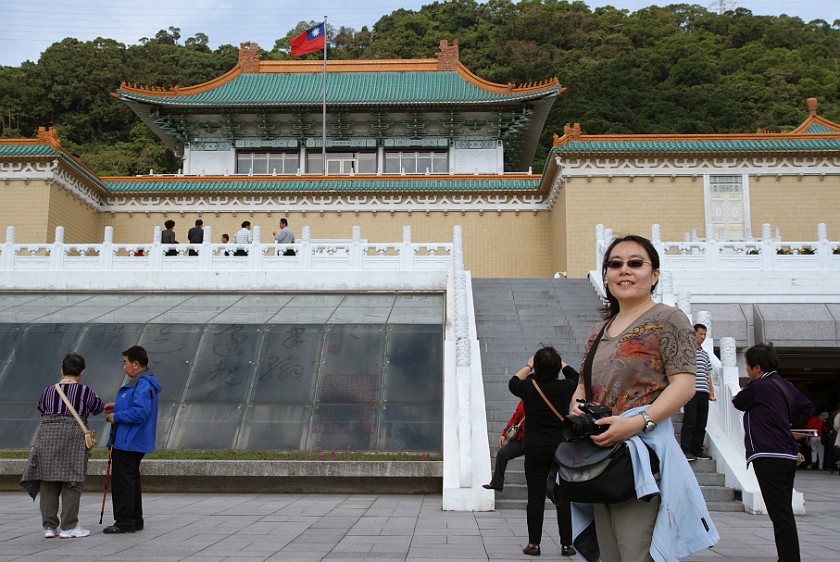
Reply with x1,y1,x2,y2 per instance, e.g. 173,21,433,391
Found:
40,481,81,531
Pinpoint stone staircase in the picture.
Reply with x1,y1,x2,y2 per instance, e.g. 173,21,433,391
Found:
472,278,744,512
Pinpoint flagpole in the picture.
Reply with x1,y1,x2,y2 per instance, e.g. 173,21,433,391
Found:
322,15,327,175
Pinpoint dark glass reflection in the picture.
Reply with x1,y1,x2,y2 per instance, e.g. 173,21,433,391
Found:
0,320,443,452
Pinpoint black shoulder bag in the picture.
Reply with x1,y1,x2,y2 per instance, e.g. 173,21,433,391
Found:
549,322,658,504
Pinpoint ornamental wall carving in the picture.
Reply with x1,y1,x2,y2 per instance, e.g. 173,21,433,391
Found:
102,192,549,214
555,155,840,176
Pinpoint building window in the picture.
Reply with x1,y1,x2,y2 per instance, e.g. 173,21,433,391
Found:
237,152,299,175
384,151,448,174
708,175,747,239
306,152,377,175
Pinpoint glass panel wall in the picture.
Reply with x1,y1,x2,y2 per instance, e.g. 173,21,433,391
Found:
0,293,444,452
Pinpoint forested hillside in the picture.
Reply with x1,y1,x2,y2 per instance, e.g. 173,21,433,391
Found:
1,0,838,176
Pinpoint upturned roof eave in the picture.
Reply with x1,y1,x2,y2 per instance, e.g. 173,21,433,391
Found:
112,91,562,109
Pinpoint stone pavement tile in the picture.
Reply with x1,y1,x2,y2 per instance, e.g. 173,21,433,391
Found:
318,552,405,562
332,535,411,555
406,545,490,559
312,516,364,529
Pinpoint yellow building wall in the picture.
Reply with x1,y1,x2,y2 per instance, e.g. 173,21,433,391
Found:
748,176,840,240
560,176,706,278
5,172,837,278
548,190,568,276
0,180,52,242
48,184,100,243
100,210,554,278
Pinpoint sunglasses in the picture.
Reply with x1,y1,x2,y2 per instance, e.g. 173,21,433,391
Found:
606,258,652,269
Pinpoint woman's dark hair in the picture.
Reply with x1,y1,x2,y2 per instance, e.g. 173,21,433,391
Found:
533,346,562,381
745,342,779,373
61,353,85,377
164,219,175,229
600,234,660,319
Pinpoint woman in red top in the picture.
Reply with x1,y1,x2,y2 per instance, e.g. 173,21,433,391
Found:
483,401,525,491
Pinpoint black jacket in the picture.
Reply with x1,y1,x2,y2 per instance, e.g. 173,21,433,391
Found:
732,371,814,465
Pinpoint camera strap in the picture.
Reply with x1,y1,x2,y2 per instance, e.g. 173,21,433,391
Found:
532,379,564,422
583,322,610,401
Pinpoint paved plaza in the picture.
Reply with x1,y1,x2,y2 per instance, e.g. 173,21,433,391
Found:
0,470,838,561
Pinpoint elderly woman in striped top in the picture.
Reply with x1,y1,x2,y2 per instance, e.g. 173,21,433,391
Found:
21,353,104,539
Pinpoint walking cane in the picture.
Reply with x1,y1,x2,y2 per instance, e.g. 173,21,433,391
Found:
100,443,113,524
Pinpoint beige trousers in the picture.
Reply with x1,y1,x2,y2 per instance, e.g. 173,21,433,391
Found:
593,495,659,562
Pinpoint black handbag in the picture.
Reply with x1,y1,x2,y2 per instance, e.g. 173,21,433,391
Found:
548,323,659,504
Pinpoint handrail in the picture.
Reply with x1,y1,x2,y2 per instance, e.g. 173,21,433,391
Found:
0,224,453,274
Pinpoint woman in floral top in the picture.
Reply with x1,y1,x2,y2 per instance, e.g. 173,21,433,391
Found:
570,235,697,561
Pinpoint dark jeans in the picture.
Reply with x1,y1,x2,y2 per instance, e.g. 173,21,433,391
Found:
680,391,709,455
752,457,800,562
111,449,145,531
524,444,572,546
489,439,525,490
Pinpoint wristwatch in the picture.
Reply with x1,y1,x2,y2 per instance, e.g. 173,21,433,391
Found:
640,411,656,433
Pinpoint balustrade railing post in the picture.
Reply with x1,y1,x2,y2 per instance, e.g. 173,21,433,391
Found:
705,223,720,269
1,226,14,270
595,224,605,270
150,226,164,270
200,225,213,271
760,223,775,269
100,226,114,270
50,226,65,271
350,226,363,269
719,337,739,436
817,223,831,270
250,226,262,270
400,225,412,271
299,226,312,270
452,224,473,487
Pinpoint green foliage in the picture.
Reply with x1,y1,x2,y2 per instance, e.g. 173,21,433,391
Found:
1,1,839,176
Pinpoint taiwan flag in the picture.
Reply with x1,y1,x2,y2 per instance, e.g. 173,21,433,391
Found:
290,23,326,57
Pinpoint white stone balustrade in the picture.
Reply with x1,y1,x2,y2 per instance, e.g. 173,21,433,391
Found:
594,223,840,304
0,225,453,276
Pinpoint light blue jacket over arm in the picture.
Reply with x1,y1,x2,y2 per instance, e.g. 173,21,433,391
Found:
571,405,719,562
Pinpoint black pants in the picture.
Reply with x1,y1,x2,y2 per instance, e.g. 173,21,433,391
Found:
524,444,572,546
680,391,709,455
111,449,145,531
489,439,525,490
752,457,800,562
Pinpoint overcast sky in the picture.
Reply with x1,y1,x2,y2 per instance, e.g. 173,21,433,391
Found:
1,0,837,67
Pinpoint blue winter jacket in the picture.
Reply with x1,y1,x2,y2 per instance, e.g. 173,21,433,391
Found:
110,369,162,453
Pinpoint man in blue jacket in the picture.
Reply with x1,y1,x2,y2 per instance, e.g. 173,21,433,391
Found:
103,346,162,534
732,343,813,562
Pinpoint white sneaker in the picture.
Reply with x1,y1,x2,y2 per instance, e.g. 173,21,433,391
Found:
43,528,56,539
59,525,90,538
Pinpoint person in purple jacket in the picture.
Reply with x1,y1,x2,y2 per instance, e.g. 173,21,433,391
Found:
732,342,813,562
103,346,161,534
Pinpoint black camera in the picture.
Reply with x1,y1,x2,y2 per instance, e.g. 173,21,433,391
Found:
563,399,613,440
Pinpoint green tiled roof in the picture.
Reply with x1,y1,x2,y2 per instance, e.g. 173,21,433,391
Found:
552,138,840,154
103,177,542,194
0,143,106,189
803,123,836,134
0,143,63,157
117,73,560,107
